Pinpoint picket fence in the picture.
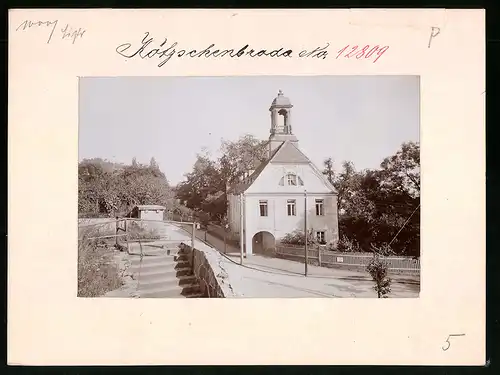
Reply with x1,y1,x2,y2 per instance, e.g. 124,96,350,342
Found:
275,245,420,275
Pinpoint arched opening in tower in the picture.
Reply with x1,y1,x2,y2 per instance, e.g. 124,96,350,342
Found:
277,109,288,133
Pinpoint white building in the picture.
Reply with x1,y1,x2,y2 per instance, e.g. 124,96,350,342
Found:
227,90,339,255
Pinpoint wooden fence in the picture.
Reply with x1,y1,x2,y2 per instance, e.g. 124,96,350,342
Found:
197,222,420,276
275,245,420,276
78,217,197,251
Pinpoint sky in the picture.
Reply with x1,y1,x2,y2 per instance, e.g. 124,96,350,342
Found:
79,76,419,185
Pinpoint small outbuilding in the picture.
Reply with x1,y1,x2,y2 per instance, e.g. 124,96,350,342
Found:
128,204,166,221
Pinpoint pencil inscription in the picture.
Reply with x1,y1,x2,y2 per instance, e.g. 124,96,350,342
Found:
442,334,465,351
15,19,86,44
428,26,441,48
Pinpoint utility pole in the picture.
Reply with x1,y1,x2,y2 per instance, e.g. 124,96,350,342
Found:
239,193,244,265
224,223,228,254
304,190,308,276
191,221,196,268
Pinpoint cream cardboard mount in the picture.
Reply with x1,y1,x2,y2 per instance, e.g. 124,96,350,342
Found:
8,9,485,366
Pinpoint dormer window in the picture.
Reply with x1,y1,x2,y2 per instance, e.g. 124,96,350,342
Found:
279,173,304,186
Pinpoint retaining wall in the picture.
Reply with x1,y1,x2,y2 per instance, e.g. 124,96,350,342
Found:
180,241,236,298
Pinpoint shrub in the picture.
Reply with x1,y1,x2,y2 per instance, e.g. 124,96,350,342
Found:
280,230,316,246
336,235,361,252
77,231,122,297
366,251,392,298
127,221,160,240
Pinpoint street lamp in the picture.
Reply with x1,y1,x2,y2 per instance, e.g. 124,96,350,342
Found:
239,193,245,265
304,189,308,276
224,223,229,254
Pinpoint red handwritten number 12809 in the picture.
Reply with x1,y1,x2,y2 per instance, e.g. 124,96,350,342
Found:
336,45,389,63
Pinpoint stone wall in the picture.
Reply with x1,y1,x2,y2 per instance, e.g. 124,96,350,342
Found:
180,241,236,298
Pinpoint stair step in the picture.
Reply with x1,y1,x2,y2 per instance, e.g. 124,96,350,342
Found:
137,283,201,298
137,267,192,281
138,275,198,290
129,261,190,274
129,255,176,266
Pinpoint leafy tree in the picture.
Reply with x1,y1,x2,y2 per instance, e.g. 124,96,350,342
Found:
380,141,420,196
324,142,420,256
175,134,268,222
219,134,268,182
322,157,335,185
78,157,175,218
149,157,159,170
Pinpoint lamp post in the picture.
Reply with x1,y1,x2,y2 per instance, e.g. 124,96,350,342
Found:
224,223,229,254
304,189,308,276
239,193,244,265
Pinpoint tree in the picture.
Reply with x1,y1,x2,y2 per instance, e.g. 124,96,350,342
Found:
149,157,159,170
380,141,420,196
176,134,269,223
322,157,335,185
79,157,174,217
327,142,420,257
322,158,362,213
219,134,268,182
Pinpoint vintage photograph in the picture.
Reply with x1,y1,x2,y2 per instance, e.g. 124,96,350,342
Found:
78,76,420,299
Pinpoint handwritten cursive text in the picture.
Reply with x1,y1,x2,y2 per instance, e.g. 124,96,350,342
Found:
115,32,390,66
16,20,59,43
116,32,294,67
16,19,86,44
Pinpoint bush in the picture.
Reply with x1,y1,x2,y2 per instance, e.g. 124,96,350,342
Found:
280,230,316,246
127,221,161,240
77,233,122,297
366,253,392,298
336,235,361,252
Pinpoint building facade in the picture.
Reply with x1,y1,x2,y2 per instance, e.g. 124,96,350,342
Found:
227,90,339,255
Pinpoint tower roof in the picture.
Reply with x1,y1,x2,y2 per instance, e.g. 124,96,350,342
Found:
271,90,292,107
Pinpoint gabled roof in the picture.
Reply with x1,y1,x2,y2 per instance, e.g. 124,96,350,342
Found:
227,140,338,195
270,141,310,164
228,142,285,195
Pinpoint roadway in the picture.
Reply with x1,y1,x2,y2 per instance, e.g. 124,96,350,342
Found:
183,224,420,298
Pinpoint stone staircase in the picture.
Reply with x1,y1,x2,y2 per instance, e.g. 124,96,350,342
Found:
128,244,204,298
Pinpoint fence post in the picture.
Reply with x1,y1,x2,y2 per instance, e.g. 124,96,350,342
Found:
318,246,322,267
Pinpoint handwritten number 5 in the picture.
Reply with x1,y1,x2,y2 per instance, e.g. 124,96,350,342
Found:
442,334,465,351
442,336,451,351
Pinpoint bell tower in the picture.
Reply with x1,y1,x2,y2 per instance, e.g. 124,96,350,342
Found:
269,90,298,157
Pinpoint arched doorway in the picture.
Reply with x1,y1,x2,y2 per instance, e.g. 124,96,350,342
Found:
252,231,276,255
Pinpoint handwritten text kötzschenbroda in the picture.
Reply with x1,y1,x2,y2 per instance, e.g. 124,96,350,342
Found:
116,33,329,67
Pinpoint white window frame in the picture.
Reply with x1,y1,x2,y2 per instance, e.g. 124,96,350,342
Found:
287,173,297,186
287,199,296,216
259,200,268,217
316,231,326,244
315,199,324,216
